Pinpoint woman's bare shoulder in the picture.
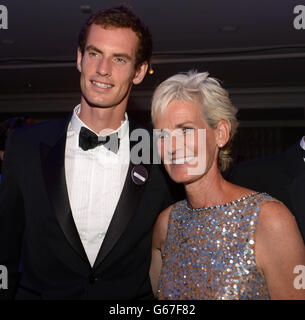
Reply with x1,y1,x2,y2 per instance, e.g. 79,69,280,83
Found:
255,198,305,299
154,205,173,235
152,202,178,250
255,198,304,259
258,199,297,234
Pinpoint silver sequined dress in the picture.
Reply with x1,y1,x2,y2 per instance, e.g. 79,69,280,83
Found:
157,192,273,300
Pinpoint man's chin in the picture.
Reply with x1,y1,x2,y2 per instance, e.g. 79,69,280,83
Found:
82,95,116,109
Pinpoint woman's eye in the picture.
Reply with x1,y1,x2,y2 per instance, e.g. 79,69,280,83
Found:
156,130,170,140
183,128,194,135
174,128,194,137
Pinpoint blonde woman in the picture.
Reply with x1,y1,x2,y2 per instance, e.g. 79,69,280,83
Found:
150,70,305,300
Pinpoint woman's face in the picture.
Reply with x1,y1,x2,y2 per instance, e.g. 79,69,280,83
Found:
154,99,218,184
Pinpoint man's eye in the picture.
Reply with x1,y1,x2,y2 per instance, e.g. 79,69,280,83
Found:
115,57,126,63
89,52,98,57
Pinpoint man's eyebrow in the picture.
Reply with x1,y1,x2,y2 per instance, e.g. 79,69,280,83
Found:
85,45,103,54
85,45,132,61
113,53,132,61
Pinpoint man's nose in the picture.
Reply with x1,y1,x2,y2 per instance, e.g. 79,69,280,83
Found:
96,57,111,77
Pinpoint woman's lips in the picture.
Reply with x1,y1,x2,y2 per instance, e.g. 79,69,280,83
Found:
171,156,196,164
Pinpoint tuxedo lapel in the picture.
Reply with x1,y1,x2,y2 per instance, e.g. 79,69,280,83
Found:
40,116,90,265
93,120,152,269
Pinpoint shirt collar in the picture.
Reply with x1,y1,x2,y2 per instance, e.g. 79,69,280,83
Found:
68,104,129,140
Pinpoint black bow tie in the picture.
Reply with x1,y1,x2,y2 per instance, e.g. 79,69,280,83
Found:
79,126,120,153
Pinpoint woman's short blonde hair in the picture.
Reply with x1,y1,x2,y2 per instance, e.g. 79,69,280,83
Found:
151,70,238,172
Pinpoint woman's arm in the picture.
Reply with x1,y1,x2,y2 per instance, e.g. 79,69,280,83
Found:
149,206,171,297
255,200,305,299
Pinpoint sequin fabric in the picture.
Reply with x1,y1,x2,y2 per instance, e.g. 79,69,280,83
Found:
157,192,273,300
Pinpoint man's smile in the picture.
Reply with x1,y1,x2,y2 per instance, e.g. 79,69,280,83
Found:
91,80,114,89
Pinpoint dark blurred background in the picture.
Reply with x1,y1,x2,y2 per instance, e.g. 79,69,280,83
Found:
1,0,304,163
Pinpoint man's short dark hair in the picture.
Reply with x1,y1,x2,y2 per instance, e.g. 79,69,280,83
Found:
78,5,153,69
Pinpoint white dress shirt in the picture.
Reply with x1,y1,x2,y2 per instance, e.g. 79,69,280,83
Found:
65,104,130,266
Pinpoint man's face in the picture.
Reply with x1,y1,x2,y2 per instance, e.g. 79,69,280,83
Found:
77,24,147,110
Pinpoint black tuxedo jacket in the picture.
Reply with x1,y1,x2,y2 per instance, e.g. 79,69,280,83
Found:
229,141,305,242
0,115,177,299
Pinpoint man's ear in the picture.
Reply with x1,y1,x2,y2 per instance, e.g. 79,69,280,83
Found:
77,48,83,73
133,62,148,85
216,119,230,148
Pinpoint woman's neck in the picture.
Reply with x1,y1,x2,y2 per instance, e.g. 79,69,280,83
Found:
184,165,228,209
184,163,254,209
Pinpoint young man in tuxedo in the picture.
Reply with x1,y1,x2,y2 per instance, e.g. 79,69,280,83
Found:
229,136,305,243
0,6,176,299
